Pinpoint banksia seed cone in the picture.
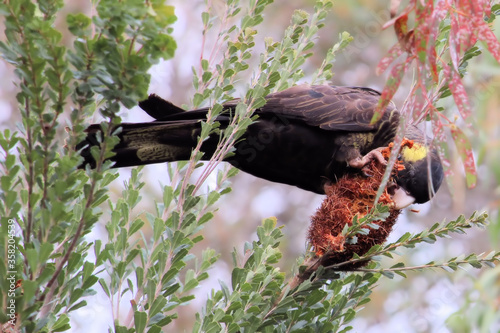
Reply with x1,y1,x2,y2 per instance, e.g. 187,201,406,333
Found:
307,158,400,267
290,143,412,288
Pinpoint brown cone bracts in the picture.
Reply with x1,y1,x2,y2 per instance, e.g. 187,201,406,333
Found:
292,140,414,286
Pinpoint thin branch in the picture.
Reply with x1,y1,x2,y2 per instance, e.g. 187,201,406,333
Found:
38,116,115,318
354,255,499,274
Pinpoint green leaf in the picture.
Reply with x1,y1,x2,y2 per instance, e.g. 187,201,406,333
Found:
153,218,164,242
66,13,91,37
380,270,395,279
450,124,477,188
150,296,167,318
68,300,88,313
99,278,111,298
129,219,145,236
134,311,147,333
51,314,70,332
163,185,174,207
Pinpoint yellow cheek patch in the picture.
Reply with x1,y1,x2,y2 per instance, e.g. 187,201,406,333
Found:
401,143,428,163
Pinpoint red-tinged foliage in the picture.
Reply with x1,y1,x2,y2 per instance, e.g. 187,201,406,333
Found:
374,0,499,189
449,14,463,70
373,3,416,119
382,1,414,30
477,21,500,61
426,1,448,82
450,124,477,188
411,84,428,122
394,14,412,52
447,68,472,120
414,1,432,64
433,0,452,21
376,42,403,75
427,46,439,84
372,60,407,124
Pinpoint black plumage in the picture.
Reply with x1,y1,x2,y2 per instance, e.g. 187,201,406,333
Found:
79,85,444,205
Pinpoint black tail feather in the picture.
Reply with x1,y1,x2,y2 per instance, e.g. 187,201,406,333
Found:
138,94,186,120
78,94,226,169
78,120,218,169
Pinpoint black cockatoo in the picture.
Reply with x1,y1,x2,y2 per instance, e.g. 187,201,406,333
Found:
79,85,444,208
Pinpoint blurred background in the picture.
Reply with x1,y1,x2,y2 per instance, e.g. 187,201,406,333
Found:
1,0,500,332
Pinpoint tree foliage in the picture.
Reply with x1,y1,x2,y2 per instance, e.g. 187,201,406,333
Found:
0,0,498,332
376,1,500,190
